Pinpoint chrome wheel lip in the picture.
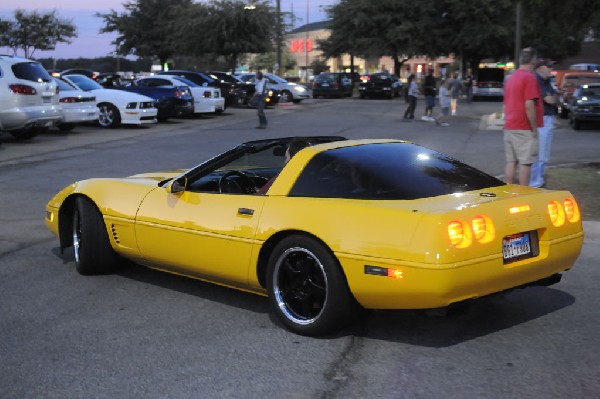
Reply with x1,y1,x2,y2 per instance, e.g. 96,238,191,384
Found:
72,210,81,264
273,247,328,326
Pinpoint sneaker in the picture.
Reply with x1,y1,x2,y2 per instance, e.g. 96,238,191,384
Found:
441,122,449,126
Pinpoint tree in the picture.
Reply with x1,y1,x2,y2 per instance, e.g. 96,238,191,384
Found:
0,9,76,58
185,0,277,73
319,0,452,76
97,0,196,69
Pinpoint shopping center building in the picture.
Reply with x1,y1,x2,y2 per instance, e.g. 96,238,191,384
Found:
284,21,457,81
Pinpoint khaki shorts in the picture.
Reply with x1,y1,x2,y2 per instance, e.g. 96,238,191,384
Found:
504,129,538,165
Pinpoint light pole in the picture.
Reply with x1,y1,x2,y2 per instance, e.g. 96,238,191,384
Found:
276,0,282,76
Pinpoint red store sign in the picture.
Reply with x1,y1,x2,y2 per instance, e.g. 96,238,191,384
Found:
290,39,313,53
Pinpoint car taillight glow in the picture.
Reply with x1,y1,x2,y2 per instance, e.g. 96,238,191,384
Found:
9,84,37,95
448,220,472,248
60,97,80,103
509,204,530,214
564,197,580,223
472,215,495,243
448,215,495,248
386,268,403,279
548,201,566,226
174,89,186,98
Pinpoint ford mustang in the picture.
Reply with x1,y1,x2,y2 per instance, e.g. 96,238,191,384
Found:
45,137,584,335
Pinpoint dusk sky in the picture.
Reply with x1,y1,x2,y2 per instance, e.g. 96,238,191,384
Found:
0,0,336,59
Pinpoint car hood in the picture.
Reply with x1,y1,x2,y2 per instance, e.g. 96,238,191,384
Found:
575,96,600,105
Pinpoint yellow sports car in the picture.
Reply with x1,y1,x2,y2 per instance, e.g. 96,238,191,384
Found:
45,137,584,336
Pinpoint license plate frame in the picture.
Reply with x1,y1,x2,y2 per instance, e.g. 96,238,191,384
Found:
502,232,533,264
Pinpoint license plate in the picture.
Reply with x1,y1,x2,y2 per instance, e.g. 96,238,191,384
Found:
42,97,51,103
502,232,532,263
321,83,329,87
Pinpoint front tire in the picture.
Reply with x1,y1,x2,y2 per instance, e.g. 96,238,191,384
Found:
98,103,121,128
72,197,121,275
267,235,360,336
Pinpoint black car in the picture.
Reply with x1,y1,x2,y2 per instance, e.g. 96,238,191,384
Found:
159,70,254,107
358,73,402,99
569,83,600,130
312,72,353,98
206,71,253,106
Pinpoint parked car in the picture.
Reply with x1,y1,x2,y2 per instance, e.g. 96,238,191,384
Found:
149,75,225,115
60,69,100,81
311,72,353,98
206,71,251,106
45,137,583,336
61,74,157,128
555,71,600,118
157,70,241,107
119,77,194,121
237,72,311,103
358,73,402,99
52,77,99,131
0,54,62,140
472,67,505,100
568,83,600,130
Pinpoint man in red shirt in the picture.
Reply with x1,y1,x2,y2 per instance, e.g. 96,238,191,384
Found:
503,47,544,185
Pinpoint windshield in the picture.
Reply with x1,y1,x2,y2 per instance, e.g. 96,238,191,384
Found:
265,74,288,83
65,75,103,91
171,76,198,87
54,77,78,91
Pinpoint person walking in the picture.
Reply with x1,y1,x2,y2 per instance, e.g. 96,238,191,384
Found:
403,74,418,120
422,69,436,121
254,71,269,129
530,59,558,188
503,47,543,186
434,79,451,126
450,73,462,115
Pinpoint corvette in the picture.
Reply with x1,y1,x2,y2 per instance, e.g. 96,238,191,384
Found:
45,137,584,335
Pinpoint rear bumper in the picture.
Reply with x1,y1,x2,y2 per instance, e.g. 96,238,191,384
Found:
61,106,99,124
340,231,583,309
0,106,62,131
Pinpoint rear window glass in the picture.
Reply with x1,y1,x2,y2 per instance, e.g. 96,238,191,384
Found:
290,143,504,200
12,62,51,82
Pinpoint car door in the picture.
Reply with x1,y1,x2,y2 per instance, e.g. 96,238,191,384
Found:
134,187,267,287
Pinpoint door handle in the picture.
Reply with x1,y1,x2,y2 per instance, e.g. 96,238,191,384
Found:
238,208,254,216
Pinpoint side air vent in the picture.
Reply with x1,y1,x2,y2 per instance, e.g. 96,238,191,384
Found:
111,224,120,244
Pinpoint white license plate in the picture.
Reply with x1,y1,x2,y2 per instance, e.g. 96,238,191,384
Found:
42,97,51,103
321,83,329,87
502,233,532,263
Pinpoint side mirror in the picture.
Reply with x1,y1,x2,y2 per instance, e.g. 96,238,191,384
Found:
167,177,187,194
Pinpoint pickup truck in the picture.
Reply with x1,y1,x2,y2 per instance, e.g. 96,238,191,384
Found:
554,70,600,118
117,80,194,121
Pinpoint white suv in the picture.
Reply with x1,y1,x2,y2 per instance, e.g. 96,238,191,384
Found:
0,55,62,140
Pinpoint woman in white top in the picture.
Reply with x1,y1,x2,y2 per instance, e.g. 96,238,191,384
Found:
254,71,269,129
403,74,418,119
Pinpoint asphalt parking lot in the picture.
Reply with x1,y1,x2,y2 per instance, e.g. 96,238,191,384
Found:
1,97,599,398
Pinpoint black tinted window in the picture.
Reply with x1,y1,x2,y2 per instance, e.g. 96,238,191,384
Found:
12,62,51,82
290,143,504,200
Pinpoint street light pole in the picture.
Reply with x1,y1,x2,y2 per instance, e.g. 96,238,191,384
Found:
276,0,282,76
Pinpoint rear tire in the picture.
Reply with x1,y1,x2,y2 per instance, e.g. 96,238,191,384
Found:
9,128,38,140
58,123,76,132
570,115,582,130
267,235,361,336
72,197,121,275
